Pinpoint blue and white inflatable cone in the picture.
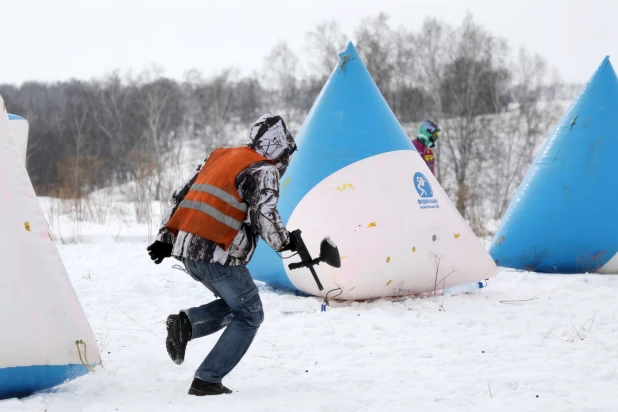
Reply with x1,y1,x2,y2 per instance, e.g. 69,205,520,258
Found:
248,42,497,300
490,56,618,274
0,96,99,399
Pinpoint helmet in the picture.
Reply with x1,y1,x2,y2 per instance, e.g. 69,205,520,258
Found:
417,120,440,148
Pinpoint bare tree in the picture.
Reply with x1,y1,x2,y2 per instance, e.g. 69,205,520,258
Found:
93,71,139,183
438,14,510,221
262,41,300,122
62,81,97,197
182,68,241,153
135,66,183,199
204,69,236,140
354,13,394,95
136,66,183,166
486,48,561,221
304,20,348,80
232,76,264,124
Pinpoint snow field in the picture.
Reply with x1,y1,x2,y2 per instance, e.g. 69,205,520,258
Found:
2,238,618,411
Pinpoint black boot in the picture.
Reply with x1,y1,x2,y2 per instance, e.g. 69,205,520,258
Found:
188,378,232,396
166,312,192,365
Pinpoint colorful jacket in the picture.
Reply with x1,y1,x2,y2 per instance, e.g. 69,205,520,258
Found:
412,138,435,175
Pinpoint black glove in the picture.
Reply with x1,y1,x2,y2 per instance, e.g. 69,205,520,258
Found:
147,241,173,264
279,236,297,253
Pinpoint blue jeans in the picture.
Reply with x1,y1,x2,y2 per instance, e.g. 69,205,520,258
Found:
180,259,264,384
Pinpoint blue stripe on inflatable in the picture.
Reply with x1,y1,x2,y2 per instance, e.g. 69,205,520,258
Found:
489,56,618,273
7,114,25,121
0,364,91,400
248,42,415,290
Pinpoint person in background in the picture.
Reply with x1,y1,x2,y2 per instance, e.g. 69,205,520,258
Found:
412,120,440,175
146,114,297,396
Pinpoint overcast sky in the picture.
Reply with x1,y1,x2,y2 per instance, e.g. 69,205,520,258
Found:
1,0,615,85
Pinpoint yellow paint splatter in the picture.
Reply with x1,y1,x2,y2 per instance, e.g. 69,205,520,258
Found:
348,286,356,292
24,222,31,232
48,233,53,241
454,233,461,239
386,256,391,263
386,280,392,287
412,247,416,253
367,221,377,228
336,183,355,192
282,177,291,189
340,256,348,260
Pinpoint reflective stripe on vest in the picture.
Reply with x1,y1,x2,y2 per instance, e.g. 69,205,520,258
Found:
190,184,248,213
177,200,243,230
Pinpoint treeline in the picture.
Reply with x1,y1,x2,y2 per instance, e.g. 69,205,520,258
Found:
0,13,573,233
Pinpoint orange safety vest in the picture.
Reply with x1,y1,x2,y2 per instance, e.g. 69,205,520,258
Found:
166,147,273,250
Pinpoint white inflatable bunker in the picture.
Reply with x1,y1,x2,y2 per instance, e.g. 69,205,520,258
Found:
0,96,99,399
249,42,498,300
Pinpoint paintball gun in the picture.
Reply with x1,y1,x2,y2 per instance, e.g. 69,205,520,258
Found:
287,229,341,291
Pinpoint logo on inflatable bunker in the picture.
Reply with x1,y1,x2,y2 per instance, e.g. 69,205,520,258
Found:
414,172,439,209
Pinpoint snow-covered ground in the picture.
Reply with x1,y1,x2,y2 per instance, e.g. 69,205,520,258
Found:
3,228,618,411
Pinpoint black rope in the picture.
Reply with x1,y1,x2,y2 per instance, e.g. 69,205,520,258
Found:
322,287,343,310
276,252,299,260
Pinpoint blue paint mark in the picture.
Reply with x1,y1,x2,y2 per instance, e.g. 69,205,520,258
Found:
8,114,25,121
